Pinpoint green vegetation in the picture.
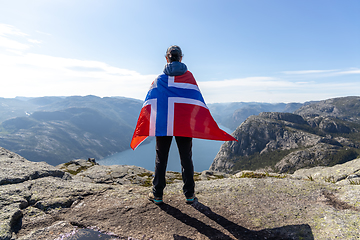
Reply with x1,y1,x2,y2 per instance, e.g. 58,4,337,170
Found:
236,171,287,179
137,172,154,187
140,177,153,187
349,179,360,185
307,175,314,181
231,149,293,173
238,171,267,178
324,176,336,184
326,148,360,167
194,172,202,181
137,172,153,178
62,166,89,175
61,160,97,175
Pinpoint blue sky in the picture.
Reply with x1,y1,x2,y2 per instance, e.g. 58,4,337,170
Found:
0,0,359,103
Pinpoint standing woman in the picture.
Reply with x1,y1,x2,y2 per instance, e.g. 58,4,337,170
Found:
130,45,237,205
150,46,195,204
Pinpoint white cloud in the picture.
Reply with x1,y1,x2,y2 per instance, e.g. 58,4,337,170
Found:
282,70,337,75
281,68,360,77
36,30,52,36
331,69,360,76
0,36,30,50
0,23,41,51
198,75,360,103
0,52,157,99
0,24,156,99
200,77,295,88
27,39,42,44
0,23,28,37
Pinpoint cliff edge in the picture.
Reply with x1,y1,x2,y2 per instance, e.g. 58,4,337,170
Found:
1,147,360,240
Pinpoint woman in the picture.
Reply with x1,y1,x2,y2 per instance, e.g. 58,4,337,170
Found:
149,45,195,204
131,45,237,205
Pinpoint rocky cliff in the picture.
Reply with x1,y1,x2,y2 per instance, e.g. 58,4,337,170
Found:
1,147,360,240
211,96,360,174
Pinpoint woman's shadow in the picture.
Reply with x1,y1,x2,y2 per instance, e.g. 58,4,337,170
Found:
159,199,314,240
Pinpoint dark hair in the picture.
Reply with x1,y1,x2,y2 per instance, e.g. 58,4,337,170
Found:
166,45,183,62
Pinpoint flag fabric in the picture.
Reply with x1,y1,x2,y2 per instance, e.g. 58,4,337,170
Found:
130,71,237,149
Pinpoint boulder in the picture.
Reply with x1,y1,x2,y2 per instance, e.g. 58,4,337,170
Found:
0,147,68,186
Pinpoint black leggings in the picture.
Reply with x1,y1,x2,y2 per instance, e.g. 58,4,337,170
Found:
152,136,195,198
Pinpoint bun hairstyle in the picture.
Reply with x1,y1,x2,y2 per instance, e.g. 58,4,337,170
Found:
166,45,183,62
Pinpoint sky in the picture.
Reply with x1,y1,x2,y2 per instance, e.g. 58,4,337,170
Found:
0,0,359,103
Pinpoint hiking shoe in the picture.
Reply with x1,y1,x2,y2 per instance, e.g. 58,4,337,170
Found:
185,195,196,204
148,192,163,205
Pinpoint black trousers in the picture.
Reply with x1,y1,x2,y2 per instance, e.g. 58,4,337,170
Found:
152,136,195,198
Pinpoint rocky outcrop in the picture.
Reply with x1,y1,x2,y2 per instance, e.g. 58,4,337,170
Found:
211,97,360,173
0,147,68,185
0,148,113,240
292,158,360,184
1,148,360,239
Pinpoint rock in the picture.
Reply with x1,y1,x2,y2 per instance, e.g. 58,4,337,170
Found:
2,147,360,240
18,221,74,240
73,164,154,186
56,158,98,175
292,158,360,184
199,170,229,180
258,112,308,125
0,149,112,240
0,147,69,186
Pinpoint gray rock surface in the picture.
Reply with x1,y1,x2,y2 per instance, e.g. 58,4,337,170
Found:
73,164,153,186
293,158,360,184
0,147,68,185
1,147,360,240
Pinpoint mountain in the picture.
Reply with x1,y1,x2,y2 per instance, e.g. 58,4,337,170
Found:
211,96,360,173
0,96,143,165
208,102,304,130
0,96,304,167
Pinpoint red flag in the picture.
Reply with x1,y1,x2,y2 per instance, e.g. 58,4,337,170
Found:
131,71,237,149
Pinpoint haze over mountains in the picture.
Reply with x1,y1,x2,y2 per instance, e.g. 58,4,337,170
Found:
0,96,142,165
0,95,305,166
1,95,360,173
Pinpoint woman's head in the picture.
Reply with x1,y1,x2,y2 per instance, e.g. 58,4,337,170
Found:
166,45,183,63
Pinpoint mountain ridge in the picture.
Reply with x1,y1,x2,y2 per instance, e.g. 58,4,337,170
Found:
0,96,143,165
0,95,305,166
211,96,360,174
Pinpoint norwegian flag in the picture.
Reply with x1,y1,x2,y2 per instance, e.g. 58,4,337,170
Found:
130,71,237,150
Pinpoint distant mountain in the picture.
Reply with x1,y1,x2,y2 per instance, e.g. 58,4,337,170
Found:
208,102,304,130
294,96,360,122
0,96,143,165
0,98,37,123
211,96,360,173
0,95,327,168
